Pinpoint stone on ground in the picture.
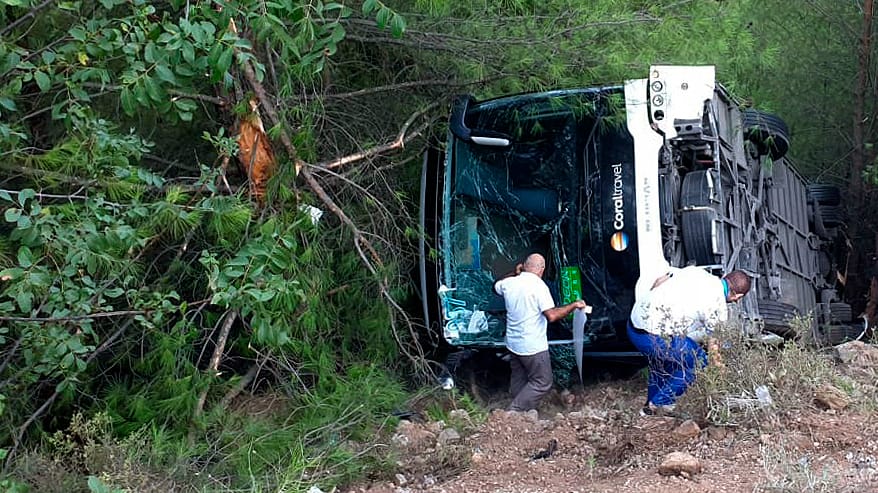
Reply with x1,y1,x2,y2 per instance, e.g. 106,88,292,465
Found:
673,419,702,440
814,383,851,410
658,451,702,477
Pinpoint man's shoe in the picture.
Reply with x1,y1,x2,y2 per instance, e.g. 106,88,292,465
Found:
640,402,676,417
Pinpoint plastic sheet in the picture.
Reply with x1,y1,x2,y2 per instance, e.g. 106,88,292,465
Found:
573,308,588,383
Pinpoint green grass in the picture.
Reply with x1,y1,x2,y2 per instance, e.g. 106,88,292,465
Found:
6,364,409,493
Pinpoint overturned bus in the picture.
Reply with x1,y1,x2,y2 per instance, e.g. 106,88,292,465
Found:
419,65,860,372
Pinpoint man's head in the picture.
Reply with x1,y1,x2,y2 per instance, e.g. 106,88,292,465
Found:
522,253,546,277
723,270,751,302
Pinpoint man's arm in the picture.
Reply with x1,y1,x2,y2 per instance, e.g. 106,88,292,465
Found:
543,300,589,323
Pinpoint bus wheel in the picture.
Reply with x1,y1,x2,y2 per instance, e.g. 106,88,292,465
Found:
743,110,790,160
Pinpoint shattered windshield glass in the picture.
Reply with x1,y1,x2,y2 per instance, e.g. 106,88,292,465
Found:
440,90,639,348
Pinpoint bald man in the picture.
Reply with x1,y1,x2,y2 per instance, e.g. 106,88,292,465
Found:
493,254,587,411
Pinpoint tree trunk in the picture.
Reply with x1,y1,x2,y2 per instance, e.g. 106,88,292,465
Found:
866,231,878,338
852,0,873,204
847,0,874,304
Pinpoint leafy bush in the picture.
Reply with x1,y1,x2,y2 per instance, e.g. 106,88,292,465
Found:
0,117,411,490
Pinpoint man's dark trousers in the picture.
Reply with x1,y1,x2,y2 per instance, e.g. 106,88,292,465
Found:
508,350,552,411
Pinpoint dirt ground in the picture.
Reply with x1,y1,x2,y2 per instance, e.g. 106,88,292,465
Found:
346,343,878,493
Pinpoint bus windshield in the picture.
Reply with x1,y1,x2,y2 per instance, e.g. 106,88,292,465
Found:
439,89,639,347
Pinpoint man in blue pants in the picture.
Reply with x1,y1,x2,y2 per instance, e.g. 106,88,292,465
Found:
627,267,751,415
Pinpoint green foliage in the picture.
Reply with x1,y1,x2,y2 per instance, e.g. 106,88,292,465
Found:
0,478,28,493
0,176,191,435
1,122,408,489
0,0,410,154
202,196,253,246
199,216,400,372
376,0,770,97
201,219,309,347
202,128,239,158
364,0,407,37
35,367,406,491
681,321,836,426
250,0,350,75
420,388,485,427
87,476,124,493
733,0,859,178
215,364,405,487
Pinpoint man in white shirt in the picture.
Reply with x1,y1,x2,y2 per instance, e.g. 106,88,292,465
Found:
494,253,588,411
628,266,750,415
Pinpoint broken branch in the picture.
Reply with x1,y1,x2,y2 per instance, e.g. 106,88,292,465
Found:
235,36,433,372
218,362,261,410
317,104,437,170
193,309,238,419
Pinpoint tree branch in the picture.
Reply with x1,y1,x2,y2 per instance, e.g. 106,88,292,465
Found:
0,335,25,376
80,82,228,106
1,0,56,37
1,188,126,207
317,103,437,170
0,186,234,208
21,36,70,65
0,310,148,322
217,361,260,410
0,163,96,188
345,34,459,51
300,79,452,101
193,309,237,420
549,15,661,40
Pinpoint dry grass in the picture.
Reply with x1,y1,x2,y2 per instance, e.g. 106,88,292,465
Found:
10,413,181,493
398,442,473,484
679,316,840,426
756,437,839,493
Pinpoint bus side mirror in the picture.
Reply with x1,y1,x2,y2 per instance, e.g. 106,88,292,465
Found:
449,95,512,147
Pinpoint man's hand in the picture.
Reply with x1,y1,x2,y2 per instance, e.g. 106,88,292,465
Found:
494,263,524,292
544,299,592,322
707,337,726,371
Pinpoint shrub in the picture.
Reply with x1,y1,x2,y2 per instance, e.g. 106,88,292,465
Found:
680,316,838,426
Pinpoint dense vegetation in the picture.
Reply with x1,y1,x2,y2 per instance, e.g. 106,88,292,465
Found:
1,0,876,490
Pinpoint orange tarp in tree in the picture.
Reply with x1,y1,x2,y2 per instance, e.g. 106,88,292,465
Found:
236,99,275,202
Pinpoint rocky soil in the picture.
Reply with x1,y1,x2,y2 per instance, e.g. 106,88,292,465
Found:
346,341,878,493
